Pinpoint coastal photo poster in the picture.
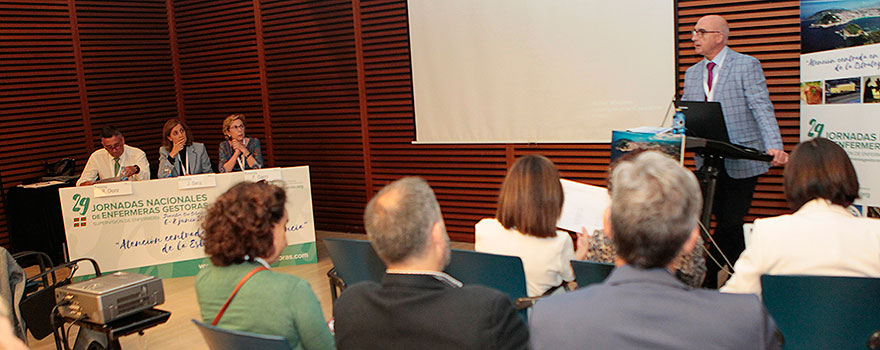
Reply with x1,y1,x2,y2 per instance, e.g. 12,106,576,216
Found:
801,0,880,208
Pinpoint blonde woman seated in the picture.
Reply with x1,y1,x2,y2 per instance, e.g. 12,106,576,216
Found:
196,181,334,350
721,138,880,295
219,114,264,172
158,118,213,178
475,154,586,297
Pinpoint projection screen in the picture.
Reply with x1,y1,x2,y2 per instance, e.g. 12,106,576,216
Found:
407,0,676,143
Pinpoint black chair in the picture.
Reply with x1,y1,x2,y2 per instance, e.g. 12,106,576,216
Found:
193,319,290,350
19,257,101,350
570,260,615,288
761,274,880,350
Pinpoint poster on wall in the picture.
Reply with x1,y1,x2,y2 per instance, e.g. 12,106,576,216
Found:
800,0,880,216
59,166,318,278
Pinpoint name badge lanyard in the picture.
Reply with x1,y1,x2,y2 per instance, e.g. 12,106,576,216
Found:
237,153,246,171
180,152,190,176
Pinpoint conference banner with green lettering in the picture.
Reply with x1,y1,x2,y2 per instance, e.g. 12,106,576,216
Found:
59,166,317,278
800,0,880,216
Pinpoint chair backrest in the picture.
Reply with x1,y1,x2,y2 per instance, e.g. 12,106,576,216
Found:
444,249,529,319
570,260,615,288
761,274,880,350
192,319,290,350
445,249,528,299
323,238,386,286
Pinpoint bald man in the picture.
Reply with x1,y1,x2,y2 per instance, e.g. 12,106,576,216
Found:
682,15,787,288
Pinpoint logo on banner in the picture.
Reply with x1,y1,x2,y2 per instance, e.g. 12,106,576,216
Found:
71,194,90,216
807,119,825,138
73,217,87,228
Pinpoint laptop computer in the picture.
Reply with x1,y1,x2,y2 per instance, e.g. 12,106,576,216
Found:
678,101,729,143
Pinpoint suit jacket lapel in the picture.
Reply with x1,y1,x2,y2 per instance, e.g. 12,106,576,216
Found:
713,49,737,96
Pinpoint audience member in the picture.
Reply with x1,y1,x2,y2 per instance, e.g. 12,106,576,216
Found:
76,126,150,186
333,177,529,350
158,118,213,178
529,152,779,349
196,181,334,350
722,138,880,295
475,154,585,296
218,114,263,172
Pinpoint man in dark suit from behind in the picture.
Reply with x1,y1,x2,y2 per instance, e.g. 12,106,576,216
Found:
333,177,529,350
529,152,780,349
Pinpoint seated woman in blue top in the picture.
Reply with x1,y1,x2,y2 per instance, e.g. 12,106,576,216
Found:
196,181,335,350
219,114,263,172
158,118,213,178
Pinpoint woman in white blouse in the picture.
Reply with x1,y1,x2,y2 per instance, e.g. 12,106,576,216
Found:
721,138,880,295
475,154,587,297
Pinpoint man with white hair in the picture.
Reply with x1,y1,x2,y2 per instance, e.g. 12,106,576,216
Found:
333,177,529,350
529,152,779,349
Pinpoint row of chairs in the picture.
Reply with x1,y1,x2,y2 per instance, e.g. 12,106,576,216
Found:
323,238,880,350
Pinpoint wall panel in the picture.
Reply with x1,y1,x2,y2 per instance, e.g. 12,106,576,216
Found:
76,0,178,174
261,0,364,233
0,1,87,247
173,0,265,166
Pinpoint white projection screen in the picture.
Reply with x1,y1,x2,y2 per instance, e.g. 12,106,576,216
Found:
408,0,676,143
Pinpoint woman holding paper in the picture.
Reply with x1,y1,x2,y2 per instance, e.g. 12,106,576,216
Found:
158,118,213,178
475,154,587,297
196,181,335,350
219,113,264,172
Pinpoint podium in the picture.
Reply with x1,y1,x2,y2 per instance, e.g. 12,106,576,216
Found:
685,136,772,231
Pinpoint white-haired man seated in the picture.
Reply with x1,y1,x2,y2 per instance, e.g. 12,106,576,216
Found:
529,151,780,349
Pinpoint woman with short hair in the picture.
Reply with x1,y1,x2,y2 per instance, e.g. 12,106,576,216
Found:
195,181,334,350
475,154,586,297
721,138,880,295
218,114,264,172
158,118,213,178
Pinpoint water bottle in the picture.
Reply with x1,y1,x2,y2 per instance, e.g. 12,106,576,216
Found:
672,108,686,134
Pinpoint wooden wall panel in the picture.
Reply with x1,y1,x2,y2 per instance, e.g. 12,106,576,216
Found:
172,0,266,166
0,1,88,247
75,0,178,175
260,0,364,233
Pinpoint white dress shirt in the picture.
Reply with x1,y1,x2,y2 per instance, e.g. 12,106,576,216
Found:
475,218,575,297
703,46,729,101
721,199,880,296
76,144,150,186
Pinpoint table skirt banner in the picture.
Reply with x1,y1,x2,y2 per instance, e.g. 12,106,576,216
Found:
58,166,317,278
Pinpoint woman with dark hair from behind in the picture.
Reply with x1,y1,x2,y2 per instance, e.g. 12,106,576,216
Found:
475,154,587,297
195,182,334,350
721,138,880,295
158,118,213,178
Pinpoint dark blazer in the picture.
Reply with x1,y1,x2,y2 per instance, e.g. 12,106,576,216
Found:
530,265,780,350
333,273,529,350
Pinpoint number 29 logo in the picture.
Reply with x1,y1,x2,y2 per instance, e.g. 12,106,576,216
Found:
72,194,90,216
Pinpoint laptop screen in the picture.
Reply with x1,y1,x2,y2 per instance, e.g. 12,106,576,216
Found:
678,101,729,143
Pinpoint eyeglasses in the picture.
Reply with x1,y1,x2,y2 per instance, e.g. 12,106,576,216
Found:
229,124,245,130
692,29,722,37
103,143,123,151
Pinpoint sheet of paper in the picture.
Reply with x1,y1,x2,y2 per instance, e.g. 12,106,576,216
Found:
557,178,610,234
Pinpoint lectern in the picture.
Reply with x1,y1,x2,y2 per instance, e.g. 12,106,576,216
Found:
685,136,772,231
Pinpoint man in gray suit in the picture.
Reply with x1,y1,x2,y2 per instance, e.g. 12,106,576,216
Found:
529,151,780,350
682,15,787,287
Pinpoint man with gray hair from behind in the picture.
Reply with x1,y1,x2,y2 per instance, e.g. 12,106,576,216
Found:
333,177,529,350
529,151,780,349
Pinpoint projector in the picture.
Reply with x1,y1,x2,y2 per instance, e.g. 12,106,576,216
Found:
55,272,165,324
